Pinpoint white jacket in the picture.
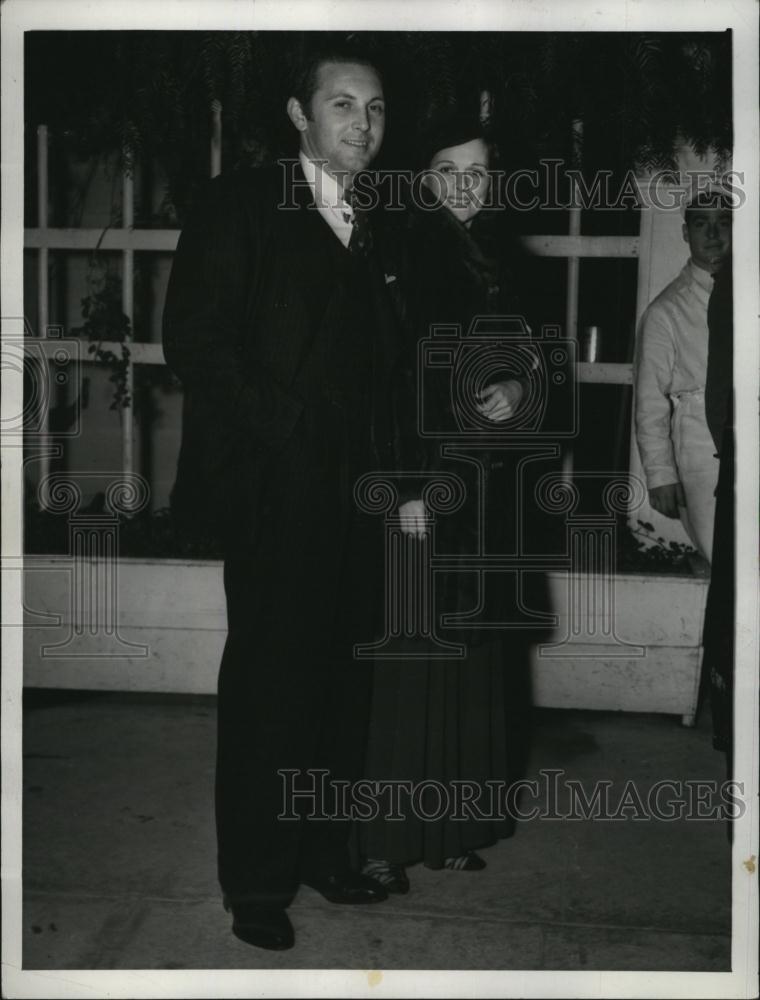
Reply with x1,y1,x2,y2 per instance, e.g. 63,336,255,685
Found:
633,259,714,489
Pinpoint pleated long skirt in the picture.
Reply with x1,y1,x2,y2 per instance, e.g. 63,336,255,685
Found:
359,636,522,869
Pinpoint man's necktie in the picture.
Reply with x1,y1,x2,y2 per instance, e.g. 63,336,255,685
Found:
346,193,373,258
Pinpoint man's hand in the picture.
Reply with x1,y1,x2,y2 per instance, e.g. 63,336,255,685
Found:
649,482,686,519
476,379,523,422
399,499,427,537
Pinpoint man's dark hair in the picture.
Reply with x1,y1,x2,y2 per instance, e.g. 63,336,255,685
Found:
684,188,734,219
289,41,383,119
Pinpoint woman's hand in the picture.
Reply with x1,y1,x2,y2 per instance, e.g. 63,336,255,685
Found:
476,379,524,422
398,499,428,537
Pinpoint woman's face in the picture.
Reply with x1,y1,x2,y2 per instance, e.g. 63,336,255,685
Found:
426,138,490,227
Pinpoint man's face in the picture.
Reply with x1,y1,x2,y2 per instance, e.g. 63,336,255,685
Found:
294,61,385,187
682,207,732,274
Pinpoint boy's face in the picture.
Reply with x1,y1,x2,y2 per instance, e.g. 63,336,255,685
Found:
683,207,732,274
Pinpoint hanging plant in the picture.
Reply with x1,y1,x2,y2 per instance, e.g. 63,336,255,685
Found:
71,261,132,410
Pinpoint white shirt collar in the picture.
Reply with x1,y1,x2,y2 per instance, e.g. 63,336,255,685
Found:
687,258,716,292
299,152,354,247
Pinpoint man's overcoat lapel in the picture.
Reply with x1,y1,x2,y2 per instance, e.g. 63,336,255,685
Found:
245,162,349,391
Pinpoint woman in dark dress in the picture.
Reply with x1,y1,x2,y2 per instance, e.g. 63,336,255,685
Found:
359,112,534,892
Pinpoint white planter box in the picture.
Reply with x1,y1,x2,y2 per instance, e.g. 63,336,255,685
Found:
22,557,227,695
529,569,708,724
21,557,708,722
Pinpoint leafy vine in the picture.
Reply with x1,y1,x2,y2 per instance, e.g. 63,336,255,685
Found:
72,262,132,410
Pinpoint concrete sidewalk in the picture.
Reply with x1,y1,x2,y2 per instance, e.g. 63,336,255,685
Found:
20,691,731,971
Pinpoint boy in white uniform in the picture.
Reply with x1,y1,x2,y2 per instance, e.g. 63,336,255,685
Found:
634,192,732,562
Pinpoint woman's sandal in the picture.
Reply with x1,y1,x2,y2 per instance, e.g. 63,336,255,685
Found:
362,858,411,895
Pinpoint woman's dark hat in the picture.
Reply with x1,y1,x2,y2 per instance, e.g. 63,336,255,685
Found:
417,105,491,168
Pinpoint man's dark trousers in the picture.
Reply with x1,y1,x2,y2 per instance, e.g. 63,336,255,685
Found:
214,239,389,908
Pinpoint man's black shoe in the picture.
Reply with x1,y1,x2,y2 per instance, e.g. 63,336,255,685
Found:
301,870,389,904
224,899,295,950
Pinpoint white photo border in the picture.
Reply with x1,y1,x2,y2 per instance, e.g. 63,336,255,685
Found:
2,1,758,997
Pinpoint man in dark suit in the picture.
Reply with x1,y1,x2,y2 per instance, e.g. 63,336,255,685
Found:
701,258,734,774
163,43,399,950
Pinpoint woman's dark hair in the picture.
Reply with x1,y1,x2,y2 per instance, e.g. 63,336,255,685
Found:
417,105,497,171
289,41,384,119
